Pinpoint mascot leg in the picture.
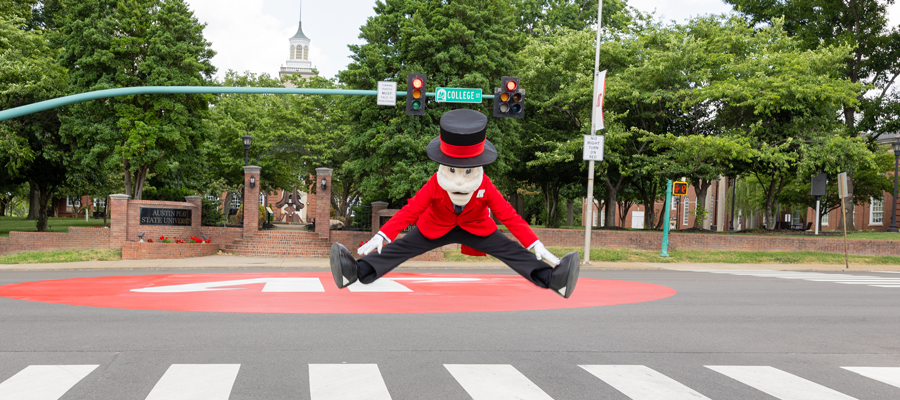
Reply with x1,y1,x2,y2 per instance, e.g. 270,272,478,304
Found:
330,228,454,289
462,230,581,298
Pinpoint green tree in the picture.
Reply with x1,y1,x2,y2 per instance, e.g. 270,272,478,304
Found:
701,17,863,229
0,7,69,231
725,0,900,229
339,0,524,206
54,0,216,200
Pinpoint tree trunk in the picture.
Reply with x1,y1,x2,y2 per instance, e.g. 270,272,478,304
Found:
132,166,148,200
541,183,560,227
566,199,574,226
692,179,711,230
605,191,617,227
31,182,51,232
123,161,132,199
26,183,39,220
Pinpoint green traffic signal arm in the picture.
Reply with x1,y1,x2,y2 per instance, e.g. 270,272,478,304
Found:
0,86,495,122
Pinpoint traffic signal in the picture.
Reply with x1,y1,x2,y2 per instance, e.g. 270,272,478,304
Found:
493,76,525,118
406,73,427,116
673,181,688,196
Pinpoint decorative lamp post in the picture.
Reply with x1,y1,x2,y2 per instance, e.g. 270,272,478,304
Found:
888,139,900,233
242,135,253,166
728,176,736,231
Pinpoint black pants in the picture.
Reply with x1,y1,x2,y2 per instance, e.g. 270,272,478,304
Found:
358,226,553,288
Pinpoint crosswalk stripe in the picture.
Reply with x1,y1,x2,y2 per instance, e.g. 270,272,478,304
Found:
842,367,900,389
145,364,240,400
690,270,900,289
309,364,392,400
580,365,710,399
0,365,98,400
445,364,554,400
707,366,857,400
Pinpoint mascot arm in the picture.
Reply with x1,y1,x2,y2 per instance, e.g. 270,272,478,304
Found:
484,178,539,247
379,175,438,241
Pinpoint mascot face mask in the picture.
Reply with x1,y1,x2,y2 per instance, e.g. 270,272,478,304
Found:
437,165,484,206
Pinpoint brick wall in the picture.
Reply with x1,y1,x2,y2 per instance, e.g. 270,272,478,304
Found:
121,242,219,260
125,200,201,244
200,226,243,249
529,228,900,256
0,227,111,255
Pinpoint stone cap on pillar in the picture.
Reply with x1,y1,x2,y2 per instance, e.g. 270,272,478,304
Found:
371,201,389,207
315,168,333,176
244,165,261,174
110,194,130,200
185,196,202,202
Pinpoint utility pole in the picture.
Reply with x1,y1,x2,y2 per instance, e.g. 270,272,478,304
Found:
583,0,603,264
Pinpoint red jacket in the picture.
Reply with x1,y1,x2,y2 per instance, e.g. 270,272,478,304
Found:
380,173,539,249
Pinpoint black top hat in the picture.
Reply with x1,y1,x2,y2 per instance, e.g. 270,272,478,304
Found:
426,109,497,168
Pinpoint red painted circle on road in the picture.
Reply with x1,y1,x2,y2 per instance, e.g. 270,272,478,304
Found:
0,273,676,314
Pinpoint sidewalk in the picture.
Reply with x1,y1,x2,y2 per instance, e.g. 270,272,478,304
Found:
2,255,900,272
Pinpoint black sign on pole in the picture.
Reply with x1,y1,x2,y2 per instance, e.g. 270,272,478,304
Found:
139,208,192,226
811,172,828,197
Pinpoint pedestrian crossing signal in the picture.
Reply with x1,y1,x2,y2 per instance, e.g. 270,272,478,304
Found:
673,181,688,196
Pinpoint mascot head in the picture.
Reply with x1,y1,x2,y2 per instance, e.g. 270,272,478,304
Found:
426,109,496,206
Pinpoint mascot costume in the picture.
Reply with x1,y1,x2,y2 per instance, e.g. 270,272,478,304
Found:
330,108,580,298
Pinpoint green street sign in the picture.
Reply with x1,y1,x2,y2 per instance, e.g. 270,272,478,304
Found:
435,87,482,103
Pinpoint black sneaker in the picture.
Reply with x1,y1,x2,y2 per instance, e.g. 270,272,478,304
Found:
549,251,580,298
330,243,358,289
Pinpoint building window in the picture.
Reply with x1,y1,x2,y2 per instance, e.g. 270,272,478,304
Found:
93,198,106,207
671,198,677,211
870,197,884,225
66,196,74,207
683,198,690,225
259,192,266,205
290,45,295,59
822,212,829,226
304,46,309,60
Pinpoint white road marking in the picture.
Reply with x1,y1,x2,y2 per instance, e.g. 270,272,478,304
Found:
691,270,900,289
580,365,711,399
309,364,392,400
347,277,481,292
145,364,240,400
444,364,554,400
0,365,97,400
132,278,324,293
842,367,900,389
707,366,857,400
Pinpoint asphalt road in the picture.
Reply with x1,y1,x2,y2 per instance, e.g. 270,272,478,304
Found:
0,268,898,399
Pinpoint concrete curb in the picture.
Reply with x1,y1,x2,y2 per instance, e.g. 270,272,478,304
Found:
2,255,900,272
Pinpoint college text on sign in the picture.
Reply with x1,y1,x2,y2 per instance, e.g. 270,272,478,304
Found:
435,87,482,103
673,181,689,196
583,135,604,161
139,207,192,226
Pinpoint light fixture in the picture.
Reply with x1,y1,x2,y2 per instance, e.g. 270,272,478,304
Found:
321,177,327,190
892,139,900,157
242,135,253,166
138,232,145,243
250,175,256,188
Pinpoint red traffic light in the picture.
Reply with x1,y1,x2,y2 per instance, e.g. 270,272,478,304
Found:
506,80,517,91
412,78,423,89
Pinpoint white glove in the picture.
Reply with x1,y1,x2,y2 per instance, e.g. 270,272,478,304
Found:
358,231,390,255
529,240,560,265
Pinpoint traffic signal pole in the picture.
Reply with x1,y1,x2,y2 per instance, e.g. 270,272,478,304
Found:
583,0,603,265
0,86,495,123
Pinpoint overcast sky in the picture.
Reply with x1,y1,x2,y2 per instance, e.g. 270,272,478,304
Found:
185,0,900,82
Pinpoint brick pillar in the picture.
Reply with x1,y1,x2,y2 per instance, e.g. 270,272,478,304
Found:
109,194,130,248
315,168,332,239
243,165,261,239
185,195,202,237
371,201,388,233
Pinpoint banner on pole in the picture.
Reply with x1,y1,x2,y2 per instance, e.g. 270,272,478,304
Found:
592,70,607,133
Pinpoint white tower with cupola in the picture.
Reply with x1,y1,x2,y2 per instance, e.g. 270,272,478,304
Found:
280,1,315,85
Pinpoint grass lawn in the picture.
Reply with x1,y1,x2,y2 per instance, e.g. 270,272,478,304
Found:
0,248,122,264
443,246,900,265
0,216,107,237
